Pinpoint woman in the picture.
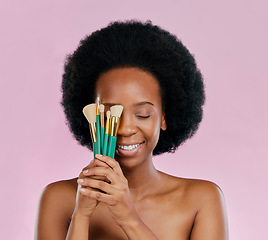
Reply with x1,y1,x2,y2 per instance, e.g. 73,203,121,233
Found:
35,20,228,239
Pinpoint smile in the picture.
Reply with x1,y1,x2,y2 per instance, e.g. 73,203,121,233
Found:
117,143,142,151
116,142,144,157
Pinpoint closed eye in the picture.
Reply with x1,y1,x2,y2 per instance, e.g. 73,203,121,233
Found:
136,115,151,119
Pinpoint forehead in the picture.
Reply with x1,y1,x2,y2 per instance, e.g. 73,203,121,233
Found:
95,67,162,106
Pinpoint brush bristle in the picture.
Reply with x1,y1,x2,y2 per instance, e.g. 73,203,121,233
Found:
99,104,104,112
96,97,100,105
83,104,96,123
106,110,110,119
110,105,124,117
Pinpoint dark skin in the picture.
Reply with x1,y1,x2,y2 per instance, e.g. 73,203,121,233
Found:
35,67,228,240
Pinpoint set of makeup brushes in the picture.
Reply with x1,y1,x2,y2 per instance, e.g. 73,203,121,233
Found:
83,97,124,159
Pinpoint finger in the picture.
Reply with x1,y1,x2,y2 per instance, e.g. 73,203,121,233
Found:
95,154,124,177
79,160,94,178
78,172,110,183
79,158,107,179
93,159,110,168
77,178,115,195
92,160,112,183
79,187,116,205
89,174,111,183
79,185,103,195
78,160,110,183
83,166,118,184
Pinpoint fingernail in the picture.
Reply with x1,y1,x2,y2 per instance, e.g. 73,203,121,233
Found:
96,154,103,158
83,169,88,174
80,188,86,192
77,179,84,183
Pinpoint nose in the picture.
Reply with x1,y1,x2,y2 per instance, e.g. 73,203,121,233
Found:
117,112,136,137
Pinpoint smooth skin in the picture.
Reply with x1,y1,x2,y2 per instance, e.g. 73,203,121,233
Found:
35,67,229,240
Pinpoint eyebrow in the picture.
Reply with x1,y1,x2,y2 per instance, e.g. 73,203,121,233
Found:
103,101,154,107
134,101,154,107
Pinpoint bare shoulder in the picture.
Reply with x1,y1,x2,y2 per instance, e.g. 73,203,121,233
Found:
172,176,226,210
35,178,78,240
41,177,78,200
184,178,225,204
164,175,228,239
160,171,224,201
39,177,78,213
174,177,228,239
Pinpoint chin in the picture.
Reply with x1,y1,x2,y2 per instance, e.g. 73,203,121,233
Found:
115,151,152,171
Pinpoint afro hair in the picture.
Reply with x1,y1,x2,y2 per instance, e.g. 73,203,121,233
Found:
61,20,205,156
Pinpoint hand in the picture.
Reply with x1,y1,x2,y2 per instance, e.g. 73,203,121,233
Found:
78,154,138,227
74,159,110,218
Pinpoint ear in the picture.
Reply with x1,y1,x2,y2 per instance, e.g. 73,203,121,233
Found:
161,114,167,131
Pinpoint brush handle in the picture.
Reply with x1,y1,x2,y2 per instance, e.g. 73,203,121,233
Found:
107,135,117,159
101,127,105,154
93,142,97,159
96,115,101,154
103,133,109,156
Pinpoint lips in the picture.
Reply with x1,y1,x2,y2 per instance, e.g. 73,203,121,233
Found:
116,141,144,157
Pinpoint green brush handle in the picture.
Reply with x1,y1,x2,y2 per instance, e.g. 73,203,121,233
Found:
103,133,109,156
96,115,101,154
101,127,105,154
107,135,117,159
93,142,97,159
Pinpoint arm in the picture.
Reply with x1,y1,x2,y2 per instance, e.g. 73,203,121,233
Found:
190,182,229,240
80,154,159,240
35,181,97,240
65,183,98,240
35,159,109,240
65,210,91,240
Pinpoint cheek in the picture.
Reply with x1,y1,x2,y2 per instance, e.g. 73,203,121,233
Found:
139,117,161,146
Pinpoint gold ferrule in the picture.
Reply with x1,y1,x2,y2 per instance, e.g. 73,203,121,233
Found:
110,116,120,137
105,117,110,134
89,122,97,142
100,112,104,127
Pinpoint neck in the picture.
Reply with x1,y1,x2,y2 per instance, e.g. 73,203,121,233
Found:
120,155,162,202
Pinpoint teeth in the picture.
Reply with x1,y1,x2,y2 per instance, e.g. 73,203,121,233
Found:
117,143,140,151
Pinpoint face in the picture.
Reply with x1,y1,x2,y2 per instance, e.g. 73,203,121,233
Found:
95,67,166,168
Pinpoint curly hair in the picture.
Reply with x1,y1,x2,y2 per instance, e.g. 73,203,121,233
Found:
61,20,205,156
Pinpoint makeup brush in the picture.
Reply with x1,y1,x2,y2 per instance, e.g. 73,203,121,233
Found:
99,104,105,153
107,105,124,159
82,104,97,158
96,97,101,155
102,110,110,156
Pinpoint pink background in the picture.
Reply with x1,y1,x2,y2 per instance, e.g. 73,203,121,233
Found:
1,0,267,239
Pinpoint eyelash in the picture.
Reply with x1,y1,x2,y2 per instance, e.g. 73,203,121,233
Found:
137,115,151,119
104,115,150,119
